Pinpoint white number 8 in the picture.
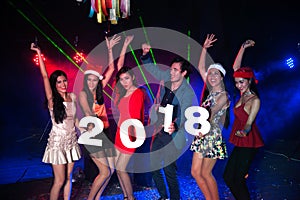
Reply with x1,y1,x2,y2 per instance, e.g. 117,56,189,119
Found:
184,106,211,136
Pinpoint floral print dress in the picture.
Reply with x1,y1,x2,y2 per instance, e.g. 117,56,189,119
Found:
190,91,229,159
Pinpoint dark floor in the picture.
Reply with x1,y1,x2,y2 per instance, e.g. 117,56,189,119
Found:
1,133,300,200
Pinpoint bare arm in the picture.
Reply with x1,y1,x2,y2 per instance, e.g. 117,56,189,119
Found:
244,97,260,132
74,117,84,133
73,96,86,132
102,34,121,87
30,43,53,108
235,97,260,137
117,35,134,71
233,39,255,72
198,34,217,82
78,91,95,116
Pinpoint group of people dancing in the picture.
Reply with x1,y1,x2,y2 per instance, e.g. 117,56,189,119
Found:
30,32,264,200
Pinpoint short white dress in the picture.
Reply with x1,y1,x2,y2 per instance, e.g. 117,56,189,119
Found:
42,93,81,165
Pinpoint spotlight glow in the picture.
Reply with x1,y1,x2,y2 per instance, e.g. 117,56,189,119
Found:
73,52,85,63
286,58,294,68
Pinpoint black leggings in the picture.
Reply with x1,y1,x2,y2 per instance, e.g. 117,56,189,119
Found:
223,146,259,200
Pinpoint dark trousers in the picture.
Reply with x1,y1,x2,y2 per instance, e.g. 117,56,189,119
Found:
150,132,180,200
223,146,258,200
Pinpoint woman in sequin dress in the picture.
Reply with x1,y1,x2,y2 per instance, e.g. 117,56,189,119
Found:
190,34,230,200
30,43,82,200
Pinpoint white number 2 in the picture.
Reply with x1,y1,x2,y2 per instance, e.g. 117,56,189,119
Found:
78,116,104,146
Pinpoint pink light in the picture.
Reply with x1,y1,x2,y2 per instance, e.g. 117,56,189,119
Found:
33,54,46,66
73,52,85,63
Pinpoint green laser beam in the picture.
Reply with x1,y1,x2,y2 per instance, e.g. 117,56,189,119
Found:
9,0,117,99
121,32,155,100
8,0,83,72
25,0,88,65
103,89,112,100
187,30,191,83
139,16,156,65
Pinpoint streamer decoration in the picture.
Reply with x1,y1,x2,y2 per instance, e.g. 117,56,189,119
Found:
89,0,130,24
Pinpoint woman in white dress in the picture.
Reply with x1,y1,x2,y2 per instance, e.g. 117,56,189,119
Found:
31,43,81,200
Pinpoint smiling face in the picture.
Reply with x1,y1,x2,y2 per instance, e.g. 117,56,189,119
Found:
56,75,68,95
86,74,99,92
170,62,186,83
235,77,251,94
207,68,223,88
119,72,135,91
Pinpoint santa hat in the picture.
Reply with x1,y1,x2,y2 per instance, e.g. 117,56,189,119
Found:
84,64,104,80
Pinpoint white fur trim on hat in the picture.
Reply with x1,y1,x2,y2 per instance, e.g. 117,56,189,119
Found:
84,70,104,80
207,63,226,76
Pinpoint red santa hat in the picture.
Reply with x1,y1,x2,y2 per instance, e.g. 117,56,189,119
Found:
84,64,104,80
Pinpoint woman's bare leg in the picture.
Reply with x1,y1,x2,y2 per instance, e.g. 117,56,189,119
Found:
115,150,135,200
87,157,111,200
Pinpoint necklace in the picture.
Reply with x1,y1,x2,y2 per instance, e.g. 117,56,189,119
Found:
202,90,225,108
211,90,224,96
243,91,252,96
241,91,252,104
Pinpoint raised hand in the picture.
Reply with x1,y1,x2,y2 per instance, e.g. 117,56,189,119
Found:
203,34,217,49
124,35,134,47
30,43,41,53
105,34,121,50
142,43,151,55
242,39,255,48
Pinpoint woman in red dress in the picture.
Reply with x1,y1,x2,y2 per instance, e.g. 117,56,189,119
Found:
114,66,144,200
223,40,264,200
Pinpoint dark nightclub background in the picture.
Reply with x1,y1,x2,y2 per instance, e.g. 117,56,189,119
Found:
1,0,300,196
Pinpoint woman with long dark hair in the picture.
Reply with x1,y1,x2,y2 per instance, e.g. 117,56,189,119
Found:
223,40,264,200
30,43,81,200
190,34,230,200
78,35,134,200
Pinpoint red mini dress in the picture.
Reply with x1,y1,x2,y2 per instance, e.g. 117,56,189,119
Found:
115,88,145,154
229,97,264,148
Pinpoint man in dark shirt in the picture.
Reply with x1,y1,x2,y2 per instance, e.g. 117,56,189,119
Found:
141,43,197,200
